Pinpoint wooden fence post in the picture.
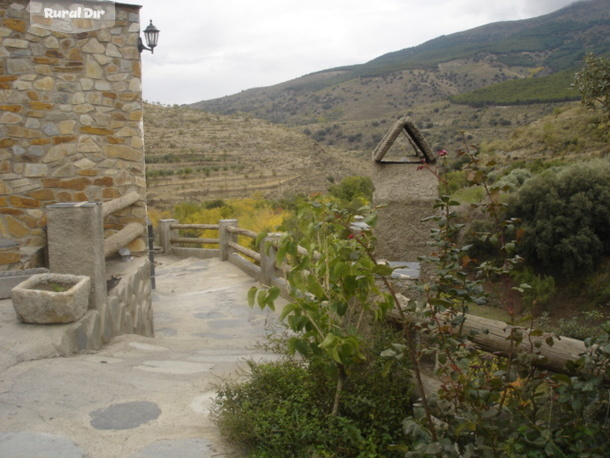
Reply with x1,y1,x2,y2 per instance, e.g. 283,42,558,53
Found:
159,219,177,254
219,219,238,261
260,233,282,286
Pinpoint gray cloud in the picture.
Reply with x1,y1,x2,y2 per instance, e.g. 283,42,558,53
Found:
138,0,576,104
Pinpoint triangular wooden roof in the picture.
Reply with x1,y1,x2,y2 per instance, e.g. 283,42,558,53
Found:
372,117,436,164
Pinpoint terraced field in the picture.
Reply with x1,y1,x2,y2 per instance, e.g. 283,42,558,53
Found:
143,103,366,211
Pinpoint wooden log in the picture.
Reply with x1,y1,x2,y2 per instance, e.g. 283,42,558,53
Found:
102,191,140,217
104,223,145,257
372,118,406,162
170,223,219,230
170,237,219,245
389,294,587,374
229,241,260,262
227,226,258,239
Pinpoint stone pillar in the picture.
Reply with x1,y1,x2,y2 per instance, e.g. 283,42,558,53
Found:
46,202,106,311
159,219,177,254
260,233,282,286
219,219,238,262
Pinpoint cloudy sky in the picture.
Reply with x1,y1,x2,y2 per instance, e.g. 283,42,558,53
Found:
136,0,579,105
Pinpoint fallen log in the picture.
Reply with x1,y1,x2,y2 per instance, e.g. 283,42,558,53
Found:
390,294,588,374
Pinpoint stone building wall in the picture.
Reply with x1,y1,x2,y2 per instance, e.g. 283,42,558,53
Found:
0,0,146,271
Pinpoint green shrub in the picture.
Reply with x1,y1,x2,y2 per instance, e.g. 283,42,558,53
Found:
328,175,374,204
213,328,414,457
508,159,610,277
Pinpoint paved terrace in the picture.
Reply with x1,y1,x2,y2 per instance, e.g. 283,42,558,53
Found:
0,256,282,457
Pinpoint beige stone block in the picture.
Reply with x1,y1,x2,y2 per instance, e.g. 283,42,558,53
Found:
82,38,105,54
80,78,94,90
135,176,146,189
104,144,142,162
97,29,111,42
85,58,103,79
106,42,122,58
94,80,111,91
6,126,40,138
115,127,137,137
93,54,112,66
86,92,102,104
74,103,94,113
77,137,101,153
59,120,76,134
6,215,30,238
42,143,76,163
0,251,20,265
4,38,28,49
13,80,32,91
0,180,12,195
80,114,94,125
0,47,9,57
43,36,59,49
131,136,143,149
123,102,141,112
71,92,86,104
33,76,55,91
80,126,113,135
0,112,22,124
74,158,96,169
3,18,26,33
128,77,141,92
93,113,111,126
28,26,51,37
52,164,75,178
113,81,128,92
122,48,139,60
35,66,53,76
115,170,132,186
128,111,142,121
24,164,48,177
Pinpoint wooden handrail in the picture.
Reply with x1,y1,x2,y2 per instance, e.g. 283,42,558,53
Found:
170,237,219,245
227,226,257,238
104,222,145,257
229,241,260,261
170,223,219,230
102,191,140,218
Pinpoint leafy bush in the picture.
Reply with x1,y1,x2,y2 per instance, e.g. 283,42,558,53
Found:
574,53,610,121
213,327,414,457
327,175,374,204
508,159,610,277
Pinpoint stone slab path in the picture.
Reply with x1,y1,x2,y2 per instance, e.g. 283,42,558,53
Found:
0,256,281,457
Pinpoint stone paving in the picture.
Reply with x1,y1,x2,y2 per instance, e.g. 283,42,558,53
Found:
0,256,282,457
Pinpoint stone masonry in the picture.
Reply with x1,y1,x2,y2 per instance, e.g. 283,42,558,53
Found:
0,0,147,270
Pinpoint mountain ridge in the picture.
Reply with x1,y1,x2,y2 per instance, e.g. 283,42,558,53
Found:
191,0,609,128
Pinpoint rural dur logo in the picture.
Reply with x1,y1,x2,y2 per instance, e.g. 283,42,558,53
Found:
30,1,116,33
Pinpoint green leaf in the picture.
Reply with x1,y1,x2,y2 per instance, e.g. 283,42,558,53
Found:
373,264,394,277
280,302,297,321
247,286,257,308
319,333,337,349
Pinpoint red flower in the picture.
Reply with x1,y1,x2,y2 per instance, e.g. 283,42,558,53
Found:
438,149,448,157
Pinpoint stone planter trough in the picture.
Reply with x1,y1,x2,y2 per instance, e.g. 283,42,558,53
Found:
11,273,91,324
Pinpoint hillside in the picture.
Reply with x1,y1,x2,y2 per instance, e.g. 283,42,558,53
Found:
143,104,365,211
190,0,610,152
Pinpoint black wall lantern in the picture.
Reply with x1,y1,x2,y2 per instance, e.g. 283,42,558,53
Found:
138,20,160,54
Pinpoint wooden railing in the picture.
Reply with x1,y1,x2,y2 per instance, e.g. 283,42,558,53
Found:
158,219,280,284
103,191,145,258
